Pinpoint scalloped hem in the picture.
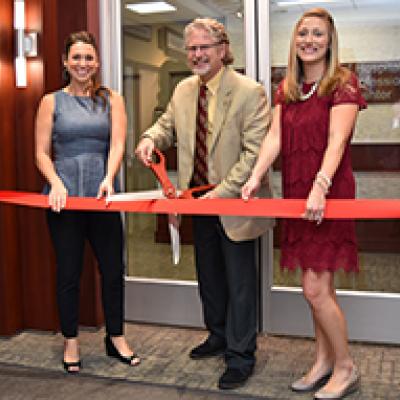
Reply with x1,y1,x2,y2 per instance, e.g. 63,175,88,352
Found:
280,260,359,273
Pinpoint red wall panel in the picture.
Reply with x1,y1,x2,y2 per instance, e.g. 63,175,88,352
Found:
0,0,103,336
0,0,23,335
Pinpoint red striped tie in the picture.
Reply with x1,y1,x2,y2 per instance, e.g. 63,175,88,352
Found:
192,84,208,186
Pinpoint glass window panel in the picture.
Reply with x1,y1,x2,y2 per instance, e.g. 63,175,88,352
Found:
122,0,245,280
269,0,400,291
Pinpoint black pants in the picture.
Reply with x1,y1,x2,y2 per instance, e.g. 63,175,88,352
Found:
47,210,124,338
192,215,257,372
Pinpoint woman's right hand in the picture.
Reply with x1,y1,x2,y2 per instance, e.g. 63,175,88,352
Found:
135,138,154,167
242,175,261,201
49,181,68,212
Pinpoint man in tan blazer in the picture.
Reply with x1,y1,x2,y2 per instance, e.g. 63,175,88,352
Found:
136,18,272,390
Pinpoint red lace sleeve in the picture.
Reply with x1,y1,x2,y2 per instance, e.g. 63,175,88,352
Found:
332,72,367,109
274,80,285,106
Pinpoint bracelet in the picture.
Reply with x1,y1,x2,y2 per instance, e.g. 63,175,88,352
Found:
317,170,332,188
314,177,329,195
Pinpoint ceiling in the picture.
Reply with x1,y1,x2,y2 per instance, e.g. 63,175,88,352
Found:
122,0,400,25
122,0,241,25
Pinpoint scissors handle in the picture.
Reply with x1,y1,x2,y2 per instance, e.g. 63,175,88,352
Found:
149,148,216,199
179,184,216,199
149,148,177,199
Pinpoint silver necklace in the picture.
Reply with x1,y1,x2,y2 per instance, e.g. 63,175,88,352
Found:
299,80,320,101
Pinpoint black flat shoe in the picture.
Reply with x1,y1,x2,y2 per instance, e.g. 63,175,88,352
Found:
104,335,141,366
189,339,226,359
62,359,81,374
218,367,253,390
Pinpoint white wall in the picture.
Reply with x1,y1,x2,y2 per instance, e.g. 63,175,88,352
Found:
270,14,400,142
270,20,400,65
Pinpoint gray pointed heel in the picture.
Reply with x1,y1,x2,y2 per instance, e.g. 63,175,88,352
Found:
313,367,360,399
290,369,332,392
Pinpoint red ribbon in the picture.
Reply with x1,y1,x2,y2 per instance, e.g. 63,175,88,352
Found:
0,190,399,219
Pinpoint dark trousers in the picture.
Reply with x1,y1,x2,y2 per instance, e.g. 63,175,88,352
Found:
192,215,257,372
47,210,124,338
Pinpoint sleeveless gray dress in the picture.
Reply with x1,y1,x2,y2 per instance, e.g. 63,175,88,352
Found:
45,90,119,197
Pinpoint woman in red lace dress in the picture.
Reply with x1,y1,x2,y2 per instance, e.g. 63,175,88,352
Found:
242,8,366,400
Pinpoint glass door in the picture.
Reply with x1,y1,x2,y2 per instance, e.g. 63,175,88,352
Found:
103,0,263,326
261,0,400,344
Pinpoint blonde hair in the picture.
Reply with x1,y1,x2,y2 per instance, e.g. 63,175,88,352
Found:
184,18,234,65
284,8,350,102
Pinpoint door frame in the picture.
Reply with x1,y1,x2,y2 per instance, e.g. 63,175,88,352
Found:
257,0,400,344
100,0,274,328
100,0,400,342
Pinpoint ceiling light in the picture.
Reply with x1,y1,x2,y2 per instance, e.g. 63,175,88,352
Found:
125,1,176,14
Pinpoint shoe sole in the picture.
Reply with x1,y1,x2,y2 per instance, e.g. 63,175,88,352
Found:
313,376,361,399
189,349,225,360
218,380,247,390
340,378,361,399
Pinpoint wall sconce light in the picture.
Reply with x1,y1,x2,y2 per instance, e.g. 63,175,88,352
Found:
14,0,38,88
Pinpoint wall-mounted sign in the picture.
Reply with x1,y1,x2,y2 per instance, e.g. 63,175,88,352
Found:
271,61,400,104
351,61,400,104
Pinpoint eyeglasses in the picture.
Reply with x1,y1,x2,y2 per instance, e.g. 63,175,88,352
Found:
185,42,221,53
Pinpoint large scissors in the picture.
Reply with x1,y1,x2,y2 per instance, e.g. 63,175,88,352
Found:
107,148,215,264
149,148,215,199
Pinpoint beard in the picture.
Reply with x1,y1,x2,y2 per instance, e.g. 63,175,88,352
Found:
192,65,211,76
189,57,211,76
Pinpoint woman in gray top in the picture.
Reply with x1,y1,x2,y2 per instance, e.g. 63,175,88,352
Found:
35,31,140,373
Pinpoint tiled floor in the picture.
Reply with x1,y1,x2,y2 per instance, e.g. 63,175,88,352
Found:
0,323,399,399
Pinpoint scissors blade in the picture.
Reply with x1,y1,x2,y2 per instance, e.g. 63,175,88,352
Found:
168,220,181,265
107,189,166,202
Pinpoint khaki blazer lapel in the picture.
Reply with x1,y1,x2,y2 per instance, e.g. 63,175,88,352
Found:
209,68,234,155
179,77,199,159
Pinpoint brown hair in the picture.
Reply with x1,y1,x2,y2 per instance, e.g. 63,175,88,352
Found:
283,8,350,102
64,31,110,108
184,18,234,65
